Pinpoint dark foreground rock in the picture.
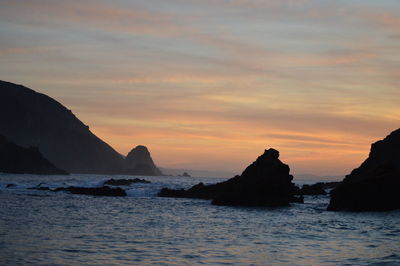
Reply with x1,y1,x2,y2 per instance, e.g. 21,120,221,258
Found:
104,178,150,186
0,134,68,175
159,148,303,207
328,128,400,211
29,185,127,196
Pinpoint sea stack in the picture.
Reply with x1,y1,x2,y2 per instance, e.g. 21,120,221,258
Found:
125,145,163,176
0,134,68,175
328,128,400,211
159,148,302,207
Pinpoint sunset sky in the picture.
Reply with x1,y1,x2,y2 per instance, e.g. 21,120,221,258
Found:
1,0,399,177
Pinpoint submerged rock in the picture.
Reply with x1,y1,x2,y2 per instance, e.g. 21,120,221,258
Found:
328,128,400,211
159,148,302,207
104,178,150,186
29,185,127,196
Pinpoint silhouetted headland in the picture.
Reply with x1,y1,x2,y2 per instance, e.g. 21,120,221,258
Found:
159,148,303,207
0,80,162,176
0,134,68,175
328,128,400,211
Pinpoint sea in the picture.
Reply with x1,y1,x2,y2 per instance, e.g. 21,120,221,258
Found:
1,173,399,266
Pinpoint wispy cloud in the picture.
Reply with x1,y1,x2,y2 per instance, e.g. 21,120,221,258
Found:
1,0,399,175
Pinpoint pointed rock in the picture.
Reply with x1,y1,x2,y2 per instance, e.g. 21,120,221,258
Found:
125,145,162,176
159,148,302,207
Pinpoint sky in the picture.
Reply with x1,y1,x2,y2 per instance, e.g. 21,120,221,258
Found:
1,0,399,177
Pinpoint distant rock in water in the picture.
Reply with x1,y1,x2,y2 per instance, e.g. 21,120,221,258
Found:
181,172,191,177
104,178,150,186
125,145,162,176
328,129,400,211
159,148,303,207
28,184,127,196
298,182,341,196
300,183,327,195
0,134,68,175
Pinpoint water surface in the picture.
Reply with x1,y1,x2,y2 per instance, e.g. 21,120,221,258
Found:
1,174,399,265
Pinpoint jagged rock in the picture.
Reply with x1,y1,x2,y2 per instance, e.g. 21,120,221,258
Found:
54,186,127,196
328,128,400,211
125,145,162,176
104,178,150,186
182,172,191,177
159,148,302,207
0,134,68,175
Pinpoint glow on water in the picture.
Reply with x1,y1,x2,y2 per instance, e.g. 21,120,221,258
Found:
1,174,399,265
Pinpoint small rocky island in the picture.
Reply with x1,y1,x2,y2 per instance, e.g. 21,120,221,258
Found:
328,128,400,211
0,134,68,175
159,148,303,207
125,145,163,176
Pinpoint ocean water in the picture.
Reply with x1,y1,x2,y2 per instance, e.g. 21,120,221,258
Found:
1,173,399,265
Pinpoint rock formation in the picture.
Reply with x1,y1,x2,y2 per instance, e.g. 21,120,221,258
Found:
299,182,340,196
0,134,68,175
159,148,302,207
0,80,162,176
104,178,150,186
328,128,400,211
125,145,163,176
29,185,127,196
300,183,327,195
0,80,125,174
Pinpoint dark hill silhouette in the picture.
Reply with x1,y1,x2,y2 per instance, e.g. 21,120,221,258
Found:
125,145,162,176
328,128,400,211
159,148,302,207
0,134,67,175
0,80,162,175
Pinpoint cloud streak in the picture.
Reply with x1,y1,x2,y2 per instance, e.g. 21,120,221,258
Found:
1,0,399,176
